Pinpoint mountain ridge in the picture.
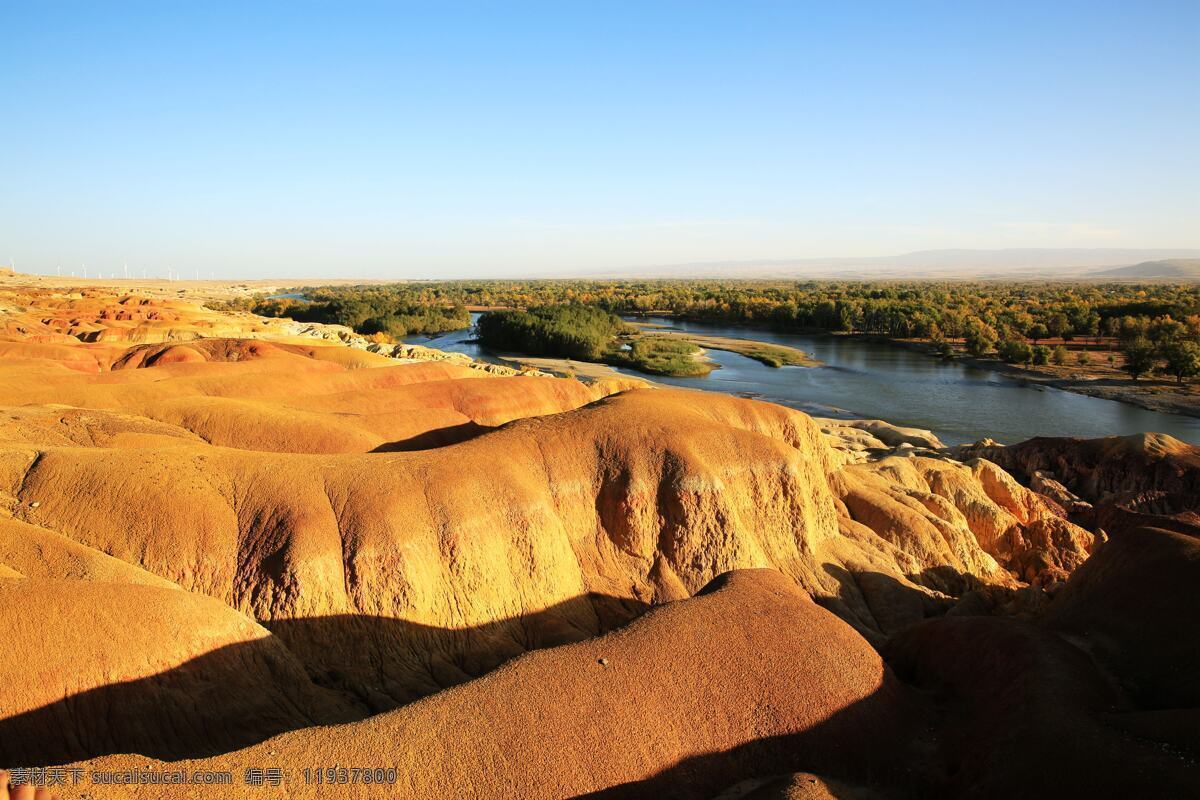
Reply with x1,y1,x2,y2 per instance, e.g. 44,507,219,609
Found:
571,248,1200,280
1092,258,1200,280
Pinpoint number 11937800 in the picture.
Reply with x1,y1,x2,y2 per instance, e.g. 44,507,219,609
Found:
303,767,398,785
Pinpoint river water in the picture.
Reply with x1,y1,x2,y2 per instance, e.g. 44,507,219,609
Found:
407,314,1200,447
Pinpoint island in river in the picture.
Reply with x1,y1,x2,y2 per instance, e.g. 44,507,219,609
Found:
472,305,818,378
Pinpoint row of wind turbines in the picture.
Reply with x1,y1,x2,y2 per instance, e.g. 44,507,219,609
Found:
7,258,215,281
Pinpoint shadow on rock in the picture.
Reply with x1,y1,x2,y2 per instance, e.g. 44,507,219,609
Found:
882,524,1200,799
816,563,970,643
371,420,495,451
0,592,649,768
573,683,933,800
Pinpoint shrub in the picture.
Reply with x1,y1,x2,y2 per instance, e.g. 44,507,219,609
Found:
998,338,1033,364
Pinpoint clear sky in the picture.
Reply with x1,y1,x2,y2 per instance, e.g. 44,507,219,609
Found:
2,1,1198,278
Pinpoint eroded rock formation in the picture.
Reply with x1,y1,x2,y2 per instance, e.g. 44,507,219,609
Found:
0,284,1193,798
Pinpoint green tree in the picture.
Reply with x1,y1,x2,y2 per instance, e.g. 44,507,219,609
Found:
1161,340,1200,384
836,302,858,332
1031,345,1050,366
1047,313,1071,340
965,323,998,357
1083,314,1101,349
1027,323,1049,344
1103,316,1121,347
1119,316,1150,343
1122,338,1158,382
1051,345,1068,366
1150,316,1188,346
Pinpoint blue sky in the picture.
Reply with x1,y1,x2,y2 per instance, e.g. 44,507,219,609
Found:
2,1,1197,278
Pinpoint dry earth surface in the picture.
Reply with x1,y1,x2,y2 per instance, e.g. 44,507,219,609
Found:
0,276,1194,798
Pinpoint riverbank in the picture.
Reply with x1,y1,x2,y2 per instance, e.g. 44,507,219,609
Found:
487,353,629,380
860,334,1200,419
966,358,1200,418
608,315,1200,445
632,310,1198,419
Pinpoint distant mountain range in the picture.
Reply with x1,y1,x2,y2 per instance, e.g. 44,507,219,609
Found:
1091,258,1200,280
581,248,1200,280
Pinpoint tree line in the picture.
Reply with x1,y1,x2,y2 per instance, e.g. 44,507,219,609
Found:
213,286,471,339
215,280,1200,383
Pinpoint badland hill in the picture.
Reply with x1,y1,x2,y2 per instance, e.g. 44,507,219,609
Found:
0,279,1195,797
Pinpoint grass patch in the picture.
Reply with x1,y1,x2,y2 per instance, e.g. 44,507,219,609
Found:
675,334,816,368
733,343,809,368
605,336,712,377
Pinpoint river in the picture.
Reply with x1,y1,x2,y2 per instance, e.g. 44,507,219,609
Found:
406,314,1200,447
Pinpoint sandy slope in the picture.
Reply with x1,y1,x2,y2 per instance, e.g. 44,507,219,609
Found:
72,570,918,799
